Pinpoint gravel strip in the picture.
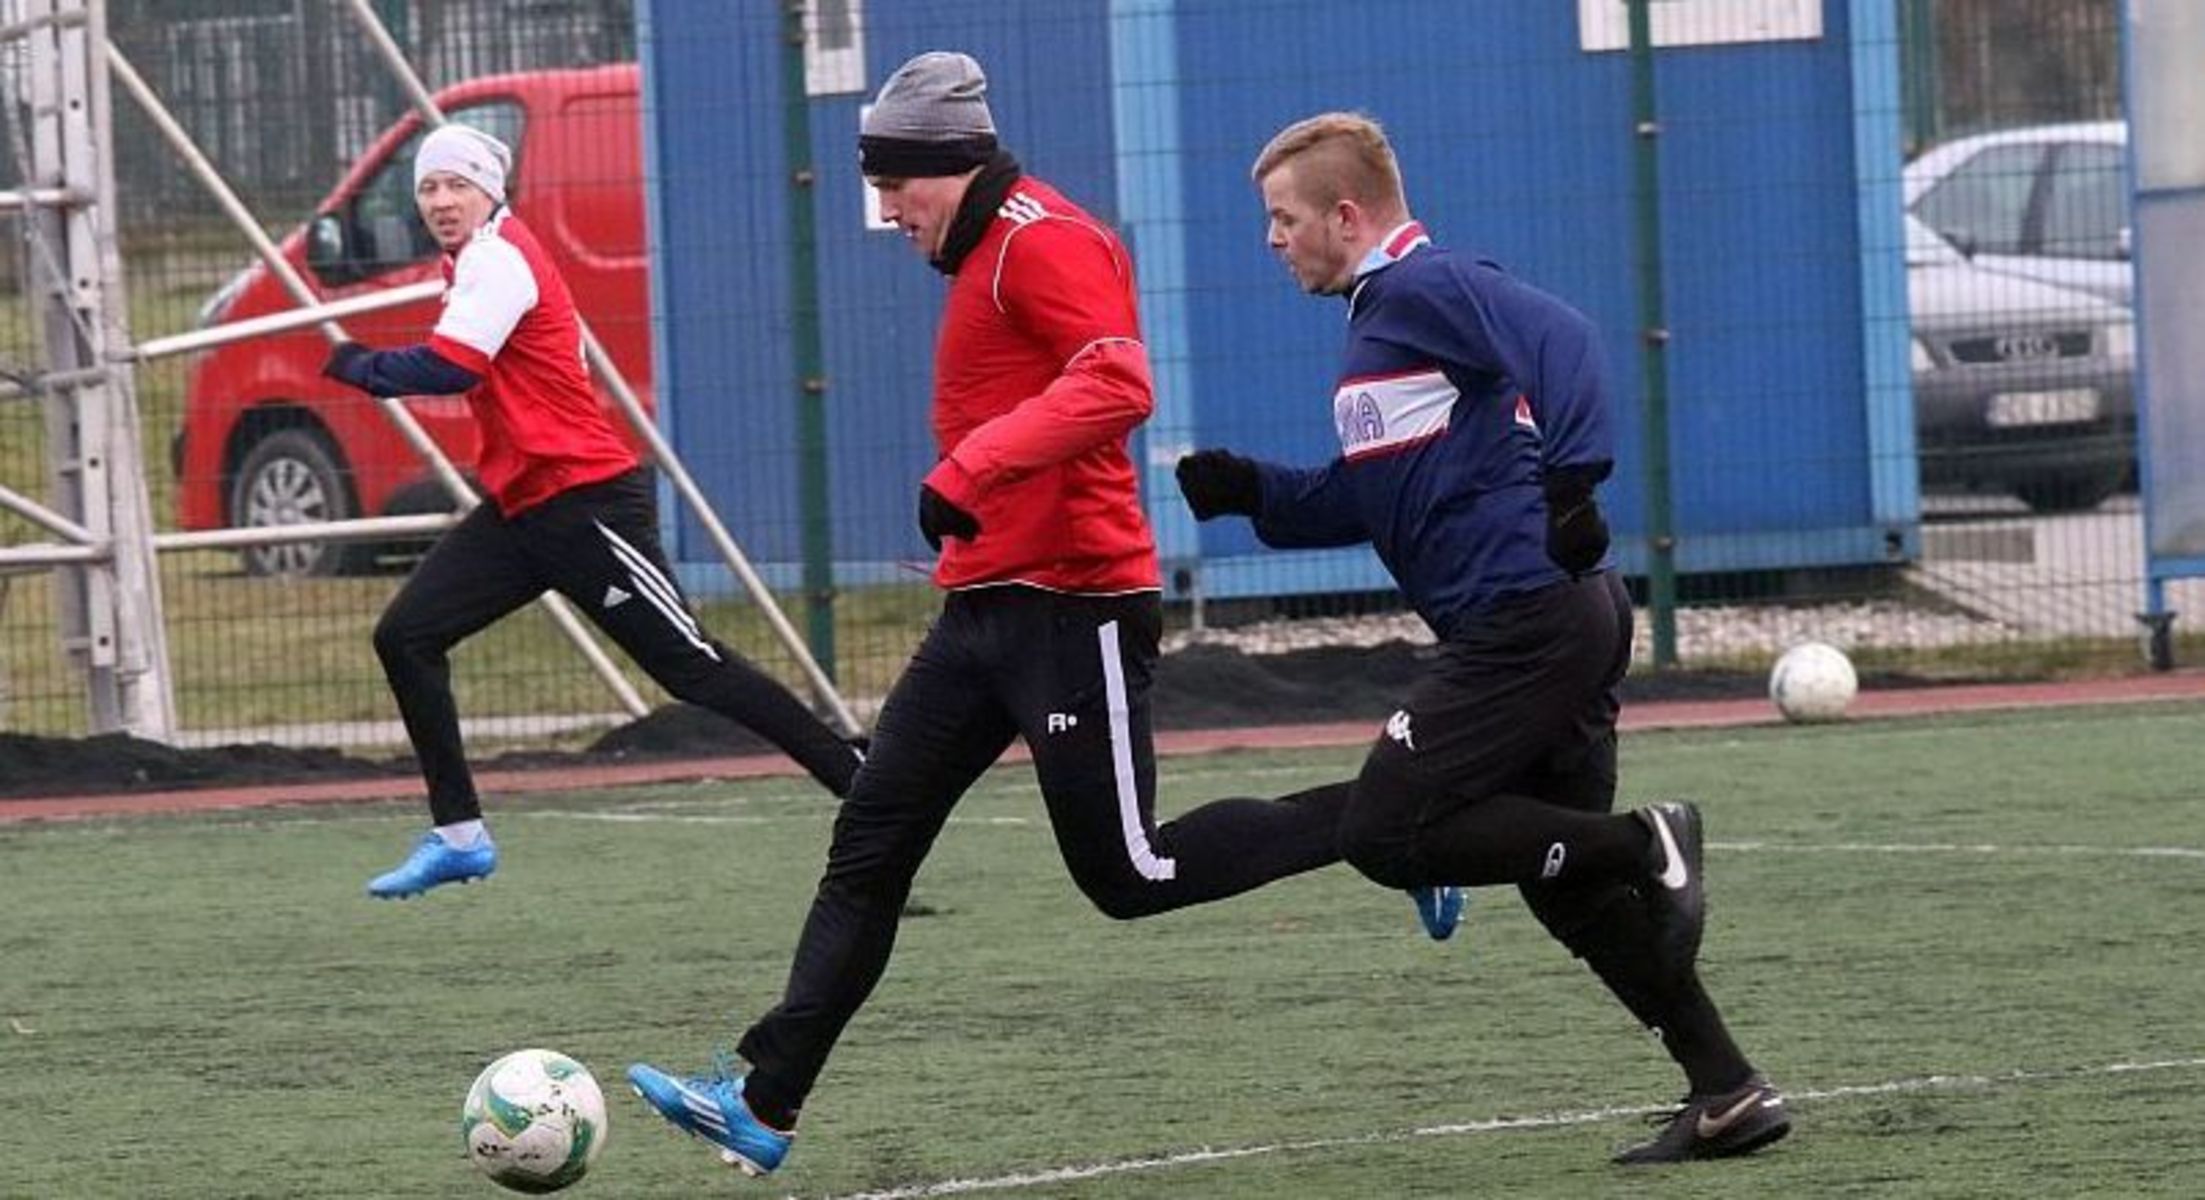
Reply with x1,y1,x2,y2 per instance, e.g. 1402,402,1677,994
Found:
1166,601,2012,663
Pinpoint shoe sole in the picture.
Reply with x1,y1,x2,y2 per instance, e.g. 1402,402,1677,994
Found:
720,1147,771,1177
1615,1117,1790,1166
627,1081,775,1177
1710,1113,1790,1158
367,872,491,900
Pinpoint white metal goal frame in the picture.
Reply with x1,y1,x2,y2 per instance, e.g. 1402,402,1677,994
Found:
0,0,858,740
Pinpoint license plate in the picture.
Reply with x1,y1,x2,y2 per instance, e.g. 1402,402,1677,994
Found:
1986,388,2098,427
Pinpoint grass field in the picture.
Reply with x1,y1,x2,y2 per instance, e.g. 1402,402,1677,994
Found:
4,702,2203,1198
0,552,939,737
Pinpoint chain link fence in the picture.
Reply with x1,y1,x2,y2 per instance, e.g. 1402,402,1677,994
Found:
0,0,2180,756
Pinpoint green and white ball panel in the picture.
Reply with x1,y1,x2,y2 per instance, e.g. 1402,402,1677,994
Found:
461,1048,607,1193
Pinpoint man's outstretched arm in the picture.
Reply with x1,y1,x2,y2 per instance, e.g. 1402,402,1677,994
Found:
322,341,482,398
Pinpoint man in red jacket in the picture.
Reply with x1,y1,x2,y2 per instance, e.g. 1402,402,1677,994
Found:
625,52,1447,1177
322,123,862,900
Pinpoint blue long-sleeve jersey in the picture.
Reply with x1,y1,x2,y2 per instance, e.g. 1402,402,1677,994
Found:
1252,231,1615,636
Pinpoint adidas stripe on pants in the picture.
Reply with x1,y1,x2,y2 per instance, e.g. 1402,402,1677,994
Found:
373,469,857,821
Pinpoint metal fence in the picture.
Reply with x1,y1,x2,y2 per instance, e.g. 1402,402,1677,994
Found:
110,0,634,225
0,0,2182,756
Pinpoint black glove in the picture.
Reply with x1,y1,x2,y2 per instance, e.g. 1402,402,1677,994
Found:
917,484,980,551
321,340,373,389
1175,449,1262,521
1543,466,1610,576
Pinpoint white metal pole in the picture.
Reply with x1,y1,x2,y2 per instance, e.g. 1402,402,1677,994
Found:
83,0,177,736
0,184,85,208
580,324,861,733
7,0,172,735
156,513,456,551
131,280,445,361
0,543,104,567
104,44,648,719
0,514,462,567
0,479,97,542
340,0,861,735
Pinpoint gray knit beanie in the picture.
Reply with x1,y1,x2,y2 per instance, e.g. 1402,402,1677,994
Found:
859,51,998,177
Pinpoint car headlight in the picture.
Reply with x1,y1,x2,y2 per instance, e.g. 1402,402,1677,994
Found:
1911,338,1936,371
2100,320,2134,360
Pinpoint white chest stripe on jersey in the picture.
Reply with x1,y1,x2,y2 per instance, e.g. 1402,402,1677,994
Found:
990,203,1123,313
435,232,537,360
1334,369,1458,460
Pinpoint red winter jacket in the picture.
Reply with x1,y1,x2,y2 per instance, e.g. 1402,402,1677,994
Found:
920,177,1161,594
427,210,636,515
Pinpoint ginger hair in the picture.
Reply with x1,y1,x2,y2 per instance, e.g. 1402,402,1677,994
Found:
1250,112,1405,214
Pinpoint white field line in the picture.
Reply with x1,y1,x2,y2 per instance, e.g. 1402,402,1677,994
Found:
60,799,2199,865
512,809,2205,864
1712,839,2205,861
822,1056,2205,1200
523,811,1031,828
11,796,2202,870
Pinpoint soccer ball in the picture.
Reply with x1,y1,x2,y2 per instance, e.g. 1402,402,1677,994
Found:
1769,641,1858,723
461,1048,607,1193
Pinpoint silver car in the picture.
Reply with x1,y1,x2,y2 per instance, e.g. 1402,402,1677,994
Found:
1907,215,2135,512
1904,121,2131,306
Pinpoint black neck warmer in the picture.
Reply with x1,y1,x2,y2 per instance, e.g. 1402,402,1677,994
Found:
932,150,1023,276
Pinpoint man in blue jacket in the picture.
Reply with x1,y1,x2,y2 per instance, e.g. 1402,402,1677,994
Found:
1176,111,1790,1166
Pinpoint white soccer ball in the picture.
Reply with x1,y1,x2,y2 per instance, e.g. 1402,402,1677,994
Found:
461,1048,608,1193
1769,641,1858,723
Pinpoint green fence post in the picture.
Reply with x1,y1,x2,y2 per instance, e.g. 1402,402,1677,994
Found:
1899,0,1941,156
780,1,837,678
1627,0,1677,669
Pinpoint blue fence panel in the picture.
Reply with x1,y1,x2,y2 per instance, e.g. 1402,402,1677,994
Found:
642,0,1913,598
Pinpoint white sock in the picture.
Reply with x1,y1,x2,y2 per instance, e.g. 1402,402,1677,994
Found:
435,819,489,849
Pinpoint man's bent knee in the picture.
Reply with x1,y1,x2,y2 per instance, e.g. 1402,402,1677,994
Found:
1070,872,1170,921
1340,830,1421,889
1337,801,1422,889
1338,750,1437,888
372,609,428,669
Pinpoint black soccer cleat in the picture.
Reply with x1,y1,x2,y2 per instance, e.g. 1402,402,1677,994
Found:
1636,801,1706,970
1614,1075,1791,1164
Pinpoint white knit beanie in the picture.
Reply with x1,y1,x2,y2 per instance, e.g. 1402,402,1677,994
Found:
414,123,510,203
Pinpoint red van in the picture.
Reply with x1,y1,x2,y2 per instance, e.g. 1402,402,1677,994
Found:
174,64,649,575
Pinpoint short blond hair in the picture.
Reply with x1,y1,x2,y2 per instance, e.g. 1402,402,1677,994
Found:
1250,112,1404,213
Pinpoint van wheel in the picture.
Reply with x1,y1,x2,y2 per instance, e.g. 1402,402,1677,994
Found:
229,428,371,577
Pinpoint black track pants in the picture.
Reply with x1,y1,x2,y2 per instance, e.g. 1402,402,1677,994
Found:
372,470,858,823
736,586,1347,1114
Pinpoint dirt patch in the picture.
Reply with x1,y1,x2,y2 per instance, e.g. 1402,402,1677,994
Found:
0,731,412,799
1159,640,1810,723
586,702,779,759
0,642,1811,801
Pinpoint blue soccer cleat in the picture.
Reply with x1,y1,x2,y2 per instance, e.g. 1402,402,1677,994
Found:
1410,884,1466,941
365,831,498,899
626,1061,792,1176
